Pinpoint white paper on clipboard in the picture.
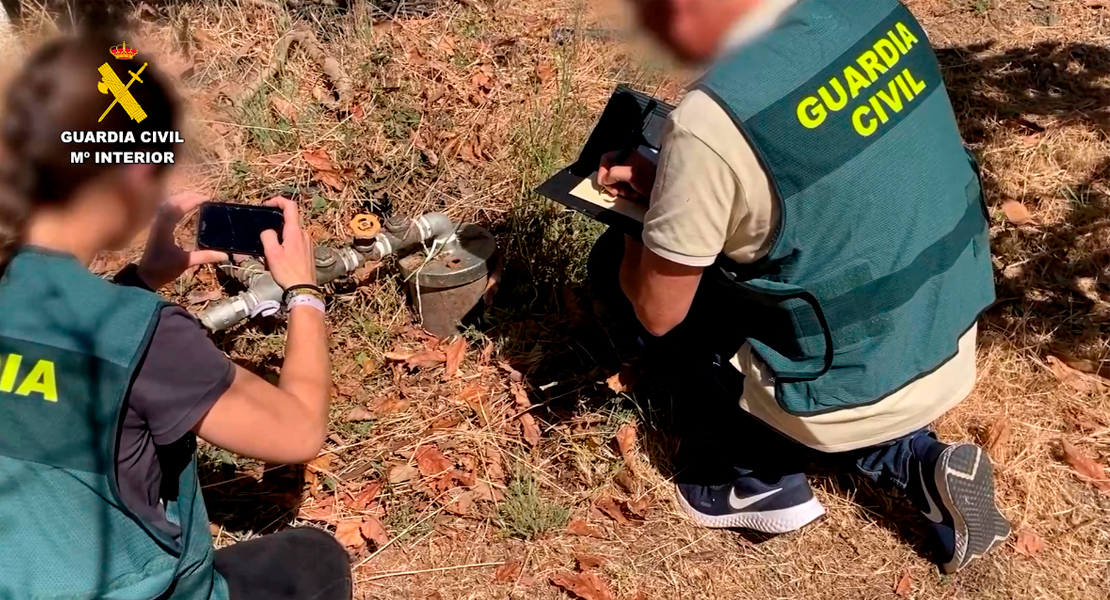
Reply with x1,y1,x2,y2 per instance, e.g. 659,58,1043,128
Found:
569,172,648,223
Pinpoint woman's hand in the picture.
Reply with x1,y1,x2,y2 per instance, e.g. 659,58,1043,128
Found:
137,192,228,290
598,149,657,201
260,196,316,289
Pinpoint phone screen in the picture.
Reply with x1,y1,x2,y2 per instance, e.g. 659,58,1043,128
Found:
196,202,284,257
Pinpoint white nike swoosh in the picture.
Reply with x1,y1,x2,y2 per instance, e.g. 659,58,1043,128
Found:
729,487,782,511
919,463,944,524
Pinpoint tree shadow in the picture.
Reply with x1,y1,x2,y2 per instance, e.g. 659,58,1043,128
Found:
198,458,305,535
938,40,1110,365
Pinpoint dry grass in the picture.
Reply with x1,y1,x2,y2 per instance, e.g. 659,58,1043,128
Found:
5,0,1110,597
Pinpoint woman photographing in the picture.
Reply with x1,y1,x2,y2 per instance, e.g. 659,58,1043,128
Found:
0,32,350,600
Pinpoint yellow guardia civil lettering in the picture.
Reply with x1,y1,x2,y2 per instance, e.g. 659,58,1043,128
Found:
796,21,924,135
0,354,59,402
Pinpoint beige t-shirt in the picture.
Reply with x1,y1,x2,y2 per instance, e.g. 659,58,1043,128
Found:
642,90,977,453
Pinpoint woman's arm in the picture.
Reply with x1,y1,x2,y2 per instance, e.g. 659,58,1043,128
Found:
189,198,332,464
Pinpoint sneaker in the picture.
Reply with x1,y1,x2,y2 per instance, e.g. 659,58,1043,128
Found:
912,441,1011,574
675,470,825,534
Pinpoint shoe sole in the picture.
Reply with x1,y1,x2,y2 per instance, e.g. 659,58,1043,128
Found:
674,484,826,534
934,443,1011,574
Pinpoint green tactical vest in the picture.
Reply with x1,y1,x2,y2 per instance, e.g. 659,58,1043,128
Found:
0,248,229,600
698,0,995,416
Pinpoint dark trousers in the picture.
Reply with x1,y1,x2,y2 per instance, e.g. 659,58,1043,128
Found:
587,229,931,493
214,528,352,600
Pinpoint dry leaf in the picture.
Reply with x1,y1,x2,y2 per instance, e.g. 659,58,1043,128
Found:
370,395,410,415
626,496,649,518
493,560,523,582
350,103,365,119
1002,199,1033,225
452,469,476,488
302,148,335,172
500,360,524,382
437,34,457,55
444,336,466,378
415,445,454,479
383,351,415,361
260,152,295,167
614,467,637,494
444,489,476,516
431,413,465,430
894,571,912,597
389,464,419,484
459,383,484,408
298,496,337,522
360,517,390,547
985,415,1012,462
308,454,333,473
270,96,298,122
360,355,378,376
550,571,615,600
344,406,375,422
566,518,604,538
472,71,493,92
407,350,447,369
186,288,222,305
1060,439,1110,495
594,497,628,525
1014,529,1044,556
471,481,506,503
316,171,346,192
575,553,605,571
615,423,637,466
485,446,507,484
630,593,648,600
1047,355,1107,393
510,381,531,408
335,520,366,552
350,481,383,511
519,413,542,446
606,367,637,394
535,60,554,84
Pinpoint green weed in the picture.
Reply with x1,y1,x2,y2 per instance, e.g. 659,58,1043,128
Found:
384,501,435,543
496,467,571,540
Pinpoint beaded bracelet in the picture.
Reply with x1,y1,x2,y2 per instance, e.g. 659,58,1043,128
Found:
286,293,326,315
282,284,324,305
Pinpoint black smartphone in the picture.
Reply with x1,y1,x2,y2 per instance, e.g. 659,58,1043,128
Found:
196,202,284,257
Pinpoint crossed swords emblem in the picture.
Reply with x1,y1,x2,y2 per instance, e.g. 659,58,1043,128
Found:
97,62,148,123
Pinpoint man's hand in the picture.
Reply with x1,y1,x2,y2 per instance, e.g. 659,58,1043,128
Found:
260,196,317,289
598,149,657,200
137,192,228,290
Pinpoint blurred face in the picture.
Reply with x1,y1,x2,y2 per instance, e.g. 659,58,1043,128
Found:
104,164,166,250
632,0,755,64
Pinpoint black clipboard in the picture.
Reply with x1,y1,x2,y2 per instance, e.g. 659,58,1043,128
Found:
535,85,676,234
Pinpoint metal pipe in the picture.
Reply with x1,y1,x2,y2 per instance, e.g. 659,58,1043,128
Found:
198,212,463,332
199,246,365,331
361,212,458,263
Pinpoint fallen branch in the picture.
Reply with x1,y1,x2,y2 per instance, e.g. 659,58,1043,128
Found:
227,33,295,110
225,26,353,113
289,27,353,111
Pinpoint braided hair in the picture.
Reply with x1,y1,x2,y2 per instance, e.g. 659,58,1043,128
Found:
0,31,180,274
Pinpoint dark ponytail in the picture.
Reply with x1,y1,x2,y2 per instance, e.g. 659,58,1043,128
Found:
0,30,181,274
